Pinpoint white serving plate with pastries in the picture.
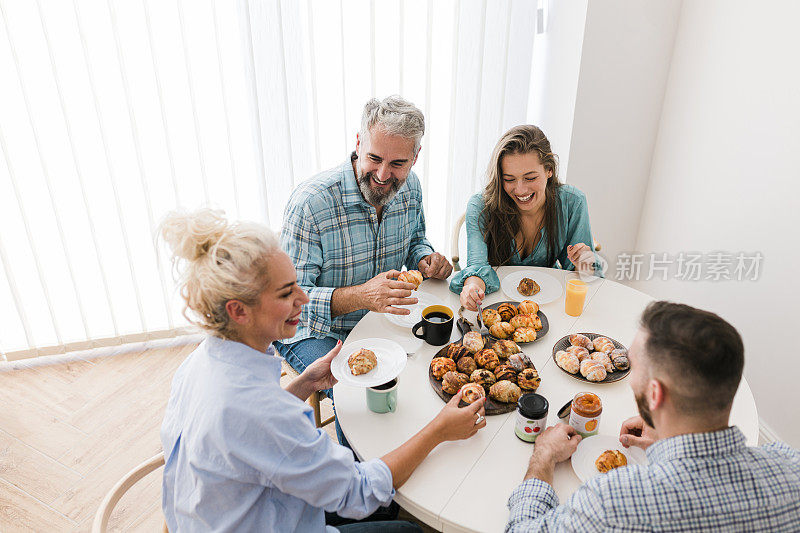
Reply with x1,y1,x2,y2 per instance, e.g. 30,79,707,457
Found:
332,338,407,388
384,291,445,329
571,434,648,482
501,270,563,304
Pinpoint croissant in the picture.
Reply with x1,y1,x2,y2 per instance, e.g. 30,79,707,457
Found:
591,351,614,373
565,345,590,362
446,343,471,362
510,314,537,329
595,450,627,473
517,277,540,296
518,367,541,391
497,303,518,322
492,340,521,359
555,350,580,374
430,357,456,379
494,364,517,383
580,359,607,382
569,333,594,352
442,371,470,394
489,380,522,403
518,300,539,315
490,322,514,339
481,308,501,327
513,327,537,343
592,336,615,355
460,383,486,404
397,270,423,289
348,348,377,376
475,348,500,371
470,368,496,391
463,332,485,354
456,356,477,375
612,354,630,371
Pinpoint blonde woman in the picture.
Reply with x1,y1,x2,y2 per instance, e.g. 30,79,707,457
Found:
159,209,485,532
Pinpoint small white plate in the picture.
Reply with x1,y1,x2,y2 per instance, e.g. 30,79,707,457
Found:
385,292,445,329
570,434,648,482
500,270,564,304
332,338,407,388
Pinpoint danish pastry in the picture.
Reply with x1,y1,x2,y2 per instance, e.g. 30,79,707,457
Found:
475,348,500,371
397,270,423,289
430,357,456,379
517,277,540,296
442,371,470,394
565,345,590,361
591,351,614,373
497,303,518,322
460,383,486,404
507,352,531,372
463,331,485,354
518,300,539,315
595,450,627,473
470,369,496,391
348,348,377,376
569,333,594,351
493,340,521,359
494,364,517,383
510,314,537,329
481,308,501,327
489,322,514,339
555,350,580,374
580,359,607,382
446,343,471,362
512,327,537,343
456,356,477,375
592,336,615,355
489,380,522,403
517,367,541,391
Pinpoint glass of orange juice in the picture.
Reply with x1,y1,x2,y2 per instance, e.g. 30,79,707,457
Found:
565,279,587,316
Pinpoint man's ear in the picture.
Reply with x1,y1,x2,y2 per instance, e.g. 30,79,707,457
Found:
225,300,250,325
648,379,666,411
412,146,421,166
355,132,361,154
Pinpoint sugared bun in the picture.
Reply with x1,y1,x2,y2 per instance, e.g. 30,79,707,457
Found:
460,383,486,404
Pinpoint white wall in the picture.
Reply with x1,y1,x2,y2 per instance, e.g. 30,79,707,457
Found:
633,0,800,447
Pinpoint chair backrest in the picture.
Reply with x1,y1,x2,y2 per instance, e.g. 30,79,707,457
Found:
451,211,467,271
92,451,167,533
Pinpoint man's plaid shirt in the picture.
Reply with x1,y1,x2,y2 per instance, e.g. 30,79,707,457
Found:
280,156,434,344
506,426,800,532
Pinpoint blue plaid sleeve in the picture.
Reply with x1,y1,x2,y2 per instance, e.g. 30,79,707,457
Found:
506,478,608,532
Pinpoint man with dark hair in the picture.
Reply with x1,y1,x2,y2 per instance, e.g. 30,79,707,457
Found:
505,301,800,532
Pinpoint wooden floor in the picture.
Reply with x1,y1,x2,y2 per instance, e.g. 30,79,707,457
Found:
0,342,341,532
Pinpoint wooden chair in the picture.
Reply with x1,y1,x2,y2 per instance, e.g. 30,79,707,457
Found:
309,390,335,428
92,452,167,533
451,211,467,271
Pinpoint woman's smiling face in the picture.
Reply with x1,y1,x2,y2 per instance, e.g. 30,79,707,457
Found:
500,151,552,214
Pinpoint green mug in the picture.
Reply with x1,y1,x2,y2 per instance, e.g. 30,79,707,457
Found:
366,379,398,414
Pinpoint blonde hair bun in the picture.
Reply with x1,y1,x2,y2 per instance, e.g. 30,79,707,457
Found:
160,208,229,262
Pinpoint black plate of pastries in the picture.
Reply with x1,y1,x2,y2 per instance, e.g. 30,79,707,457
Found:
552,333,630,384
429,338,541,415
480,300,549,344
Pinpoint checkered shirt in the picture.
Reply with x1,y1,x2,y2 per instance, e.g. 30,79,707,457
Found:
280,155,434,344
506,426,800,532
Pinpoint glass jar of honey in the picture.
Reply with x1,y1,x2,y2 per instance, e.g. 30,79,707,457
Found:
569,392,602,437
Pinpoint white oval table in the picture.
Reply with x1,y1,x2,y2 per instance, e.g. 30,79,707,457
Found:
334,267,759,533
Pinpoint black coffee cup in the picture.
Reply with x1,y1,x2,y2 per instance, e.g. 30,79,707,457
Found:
412,305,454,346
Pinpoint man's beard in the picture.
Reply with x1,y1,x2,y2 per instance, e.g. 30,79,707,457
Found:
635,387,655,429
356,167,401,207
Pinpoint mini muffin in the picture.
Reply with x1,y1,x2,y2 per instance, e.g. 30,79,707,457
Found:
492,339,521,359
494,364,517,383
475,348,501,371
470,368,496,391
481,308,501,327
489,380,522,403
517,300,539,315
489,322,514,339
430,357,457,380
463,331,485,354
442,371,470,394
460,383,486,404
517,368,541,391
348,348,377,376
497,302,518,322
456,356,477,375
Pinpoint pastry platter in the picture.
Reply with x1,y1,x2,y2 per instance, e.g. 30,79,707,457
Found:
551,333,630,384
481,300,549,343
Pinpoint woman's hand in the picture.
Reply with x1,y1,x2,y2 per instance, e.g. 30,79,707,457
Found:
460,277,486,311
619,415,658,450
430,391,487,442
567,243,595,275
286,341,342,401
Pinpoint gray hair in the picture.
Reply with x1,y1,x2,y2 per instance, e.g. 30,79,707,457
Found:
360,95,425,154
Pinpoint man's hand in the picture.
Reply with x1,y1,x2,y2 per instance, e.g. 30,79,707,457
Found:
360,270,418,315
418,253,453,280
459,277,485,311
429,391,486,442
524,424,581,484
619,415,658,450
567,243,594,275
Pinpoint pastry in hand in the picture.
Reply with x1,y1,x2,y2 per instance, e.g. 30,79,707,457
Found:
580,359,607,382
612,354,630,371
430,357,456,379
513,327,537,343
481,308,501,327
463,331,485,354
442,371,470,394
446,343,471,362
348,348,377,376
460,383,486,404
470,368,496,391
518,300,539,315
518,368,541,391
507,352,532,372
475,348,500,371
490,322,514,339
489,380,522,403
494,364,517,383
595,450,627,473
555,350,580,374
456,356,477,375
397,270,423,289
497,302,518,322
591,351,614,373
565,345,590,362
517,277,540,296
592,336,615,355
493,339,521,359
569,333,595,351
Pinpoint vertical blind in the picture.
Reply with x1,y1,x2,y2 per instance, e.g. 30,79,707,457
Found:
0,0,537,360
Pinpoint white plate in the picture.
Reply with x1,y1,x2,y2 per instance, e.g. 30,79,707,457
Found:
384,292,445,328
570,434,648,482
500,270,564,304
332,338,407,388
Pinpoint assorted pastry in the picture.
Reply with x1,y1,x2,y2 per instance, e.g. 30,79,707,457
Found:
595,449,627,473
554,334,629,381
397,269,423,290
430,339,539,405
348,348,377,376
481,300,544,343
517,277,541,296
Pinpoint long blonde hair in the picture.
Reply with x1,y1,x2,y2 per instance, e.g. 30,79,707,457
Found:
159,209,279,338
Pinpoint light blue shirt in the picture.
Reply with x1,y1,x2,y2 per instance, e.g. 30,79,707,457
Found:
281,154,435,344
161,336,394,532
450,186,599,295
506,427,800,532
